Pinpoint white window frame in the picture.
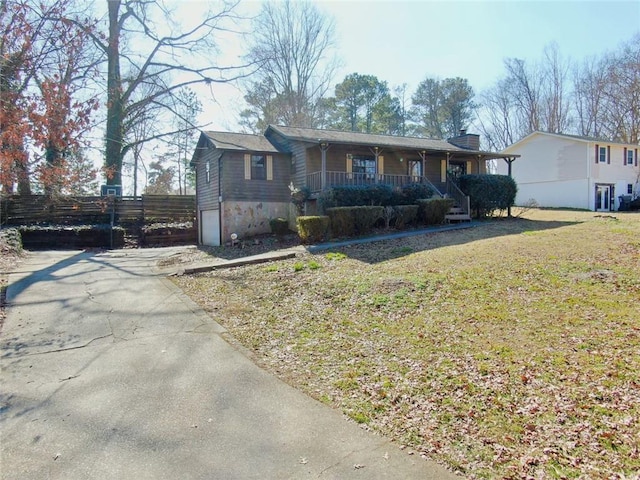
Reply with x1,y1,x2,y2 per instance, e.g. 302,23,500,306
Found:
599,146,607,163
627,149,634,165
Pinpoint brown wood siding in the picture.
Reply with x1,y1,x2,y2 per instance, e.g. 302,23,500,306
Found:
221,151,291,202
194,139,220,211
265,129,307,187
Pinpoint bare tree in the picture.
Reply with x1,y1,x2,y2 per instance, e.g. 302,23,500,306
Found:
88,0,244,187
600,34,640,143
240,0,339,132
540,43,571,133
573,55,608,138
476,77,519,151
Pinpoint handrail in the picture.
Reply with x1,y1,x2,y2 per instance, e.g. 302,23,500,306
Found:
445,174,471,215
304,171,444,196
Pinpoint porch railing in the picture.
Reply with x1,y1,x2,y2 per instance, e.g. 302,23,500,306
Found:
445,174,471,215
306,171,443,196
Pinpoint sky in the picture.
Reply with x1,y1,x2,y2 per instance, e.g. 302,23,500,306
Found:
196,0,640,132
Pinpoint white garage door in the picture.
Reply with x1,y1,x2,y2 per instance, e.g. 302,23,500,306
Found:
201,209,220,246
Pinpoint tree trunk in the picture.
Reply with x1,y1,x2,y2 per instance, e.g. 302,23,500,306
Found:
105,0,124,186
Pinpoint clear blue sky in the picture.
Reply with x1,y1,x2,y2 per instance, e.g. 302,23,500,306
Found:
198,0,640,131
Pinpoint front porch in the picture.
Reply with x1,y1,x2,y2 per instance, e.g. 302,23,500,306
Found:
306,171,443,195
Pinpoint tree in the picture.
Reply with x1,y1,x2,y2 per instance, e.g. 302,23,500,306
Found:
0,0,100,195
240,0,339,132
92,0,243,186
162,87,202,195
411,76,475,138
144,158,175,195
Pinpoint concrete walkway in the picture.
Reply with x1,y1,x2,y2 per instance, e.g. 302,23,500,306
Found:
0,248,460,479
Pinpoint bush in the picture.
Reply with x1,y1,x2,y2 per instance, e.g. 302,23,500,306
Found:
296,216,329,244
269,217,290,236
0,227,23,253
392,205,419,229
400,183,434,204
417,198,455,225
320,184,394,208
458,174,518,217
326,206,383,238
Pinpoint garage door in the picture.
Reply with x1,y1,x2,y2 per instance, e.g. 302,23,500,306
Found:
201,209,220,246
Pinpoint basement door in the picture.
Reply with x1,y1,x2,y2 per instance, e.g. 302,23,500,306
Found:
595,184,613,212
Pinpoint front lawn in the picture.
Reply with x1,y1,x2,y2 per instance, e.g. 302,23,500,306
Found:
173,209,640,479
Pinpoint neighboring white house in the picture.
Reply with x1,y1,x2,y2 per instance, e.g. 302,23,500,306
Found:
500,132,639,211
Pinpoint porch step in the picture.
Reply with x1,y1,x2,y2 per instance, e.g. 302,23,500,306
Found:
444,206,471,223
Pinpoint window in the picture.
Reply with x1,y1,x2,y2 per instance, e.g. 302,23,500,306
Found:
251,155,266,180
244,153,273,180
599,146,607,163
627,149,634,165
352,155,376,178
628,184,634,195
205,159,211,183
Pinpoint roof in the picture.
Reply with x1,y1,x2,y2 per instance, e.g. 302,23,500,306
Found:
265,125,517,159
202,131,280,153
503,131,640,153
266,124,465,152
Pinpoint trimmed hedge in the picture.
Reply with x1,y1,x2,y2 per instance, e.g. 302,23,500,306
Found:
399,183,435,204
326,206,384,238
320,183,435,209
296,216,330,244
269,217,290,235
458,174,517,217
417,198,455,225
392,204,419,229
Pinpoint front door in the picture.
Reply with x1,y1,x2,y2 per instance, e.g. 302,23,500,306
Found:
595,185,611,211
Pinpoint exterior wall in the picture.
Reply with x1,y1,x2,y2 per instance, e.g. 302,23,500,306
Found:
221,200,291,240
501,133,640,211
221,151,291,203
516,179,589,209
265,129,308,187
194,139,220,211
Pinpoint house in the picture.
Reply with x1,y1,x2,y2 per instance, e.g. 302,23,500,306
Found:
191,125,517,246
499,131,639,211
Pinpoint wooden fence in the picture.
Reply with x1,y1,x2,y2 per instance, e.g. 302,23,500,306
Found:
0,195,196,226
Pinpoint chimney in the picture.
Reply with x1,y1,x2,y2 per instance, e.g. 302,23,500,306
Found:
448,130,480,150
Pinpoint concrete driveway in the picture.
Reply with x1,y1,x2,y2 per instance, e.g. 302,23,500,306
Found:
0,248,459,479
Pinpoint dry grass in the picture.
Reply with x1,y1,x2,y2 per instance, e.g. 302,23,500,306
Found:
0,228,24,330
174,209,640,479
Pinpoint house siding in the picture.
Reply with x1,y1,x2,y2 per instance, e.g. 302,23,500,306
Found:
501,133,639,210
221,151,291,203
194,138,220,211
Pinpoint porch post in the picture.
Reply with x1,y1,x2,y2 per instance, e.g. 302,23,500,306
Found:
320,142,329,191
504,156,515,217
419,150,426,183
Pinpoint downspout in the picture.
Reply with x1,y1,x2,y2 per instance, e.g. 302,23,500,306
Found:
586,142,592,211
218,152,223,245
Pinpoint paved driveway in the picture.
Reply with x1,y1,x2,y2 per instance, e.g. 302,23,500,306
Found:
1,248,459,479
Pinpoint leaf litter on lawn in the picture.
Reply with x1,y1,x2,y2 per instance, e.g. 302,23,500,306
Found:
173,209,640,479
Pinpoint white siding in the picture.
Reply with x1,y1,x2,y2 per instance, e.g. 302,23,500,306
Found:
501,133,640,211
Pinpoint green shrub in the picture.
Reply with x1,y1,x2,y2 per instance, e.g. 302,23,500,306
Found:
325,207,355,237
458,174,518,217
296,216,329,244
269,217,290,236
400,183,434,204
326,206,383,238
417,198,455,225
392,205,419,229
320,184,394,208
